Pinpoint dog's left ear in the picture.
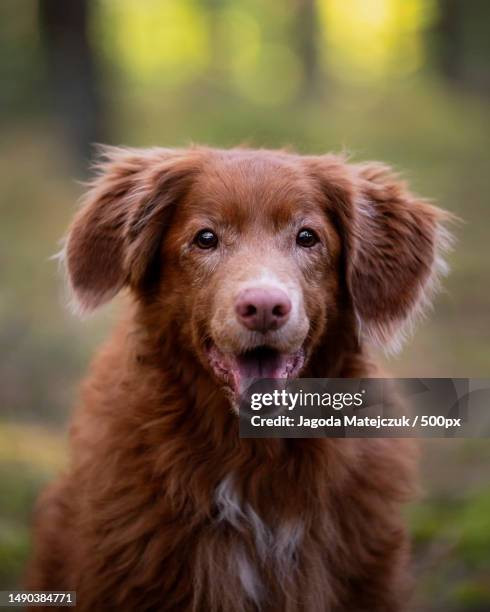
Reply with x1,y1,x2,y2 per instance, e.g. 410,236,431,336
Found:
307,156,453,350
64,146,200,314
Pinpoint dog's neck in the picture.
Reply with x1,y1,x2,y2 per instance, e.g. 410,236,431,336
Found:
119,303,368,522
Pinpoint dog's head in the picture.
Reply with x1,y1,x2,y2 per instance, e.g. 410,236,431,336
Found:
64,146,451,403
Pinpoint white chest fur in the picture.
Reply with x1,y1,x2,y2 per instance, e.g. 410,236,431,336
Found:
214,475,304,605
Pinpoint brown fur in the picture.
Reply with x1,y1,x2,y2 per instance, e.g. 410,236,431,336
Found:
26,146,451,611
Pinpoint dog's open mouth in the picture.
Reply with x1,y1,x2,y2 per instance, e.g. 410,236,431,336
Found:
206,343,305,396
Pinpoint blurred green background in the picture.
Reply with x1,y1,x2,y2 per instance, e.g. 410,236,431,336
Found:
0,0,489,609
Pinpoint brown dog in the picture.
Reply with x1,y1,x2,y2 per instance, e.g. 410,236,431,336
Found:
26,146,451,611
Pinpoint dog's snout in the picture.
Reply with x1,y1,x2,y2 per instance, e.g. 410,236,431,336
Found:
235,287,291,333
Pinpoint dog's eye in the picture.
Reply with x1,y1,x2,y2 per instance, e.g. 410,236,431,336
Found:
296,228,319,248
195,229,218,249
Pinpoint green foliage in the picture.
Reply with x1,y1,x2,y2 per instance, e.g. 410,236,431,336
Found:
410,486,490,611
0,462,50,589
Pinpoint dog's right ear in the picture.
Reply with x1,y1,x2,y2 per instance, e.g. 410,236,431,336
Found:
64,146,199,314
305,154,454,351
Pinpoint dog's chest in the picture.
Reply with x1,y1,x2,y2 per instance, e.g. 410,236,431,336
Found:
212,476,305,606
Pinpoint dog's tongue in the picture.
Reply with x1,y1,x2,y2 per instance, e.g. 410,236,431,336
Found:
235,347,286,388
207,343,305,396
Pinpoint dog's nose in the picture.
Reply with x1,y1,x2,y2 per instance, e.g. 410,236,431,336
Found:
235,288,291,333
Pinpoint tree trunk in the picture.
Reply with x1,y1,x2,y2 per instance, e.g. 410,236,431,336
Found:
436,0,464,83
38,0,104,166
435,0,490,93
293,0,321,100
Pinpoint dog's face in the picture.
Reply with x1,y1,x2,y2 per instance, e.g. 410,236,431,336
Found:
65,147,450,403
159,152,342,395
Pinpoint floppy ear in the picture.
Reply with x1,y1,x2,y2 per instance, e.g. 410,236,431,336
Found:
64,146,199,314
308,156,453,351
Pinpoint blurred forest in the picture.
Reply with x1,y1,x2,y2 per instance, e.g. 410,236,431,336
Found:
0,1,489,609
